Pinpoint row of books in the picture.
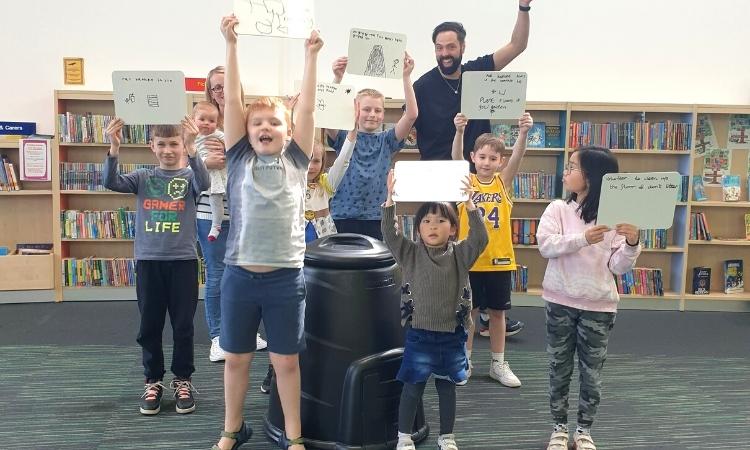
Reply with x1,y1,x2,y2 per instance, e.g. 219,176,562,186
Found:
61,209,136,240
512,219,539,245
0,154,20,190
692,260,744,295
569,121,692,150
62,257,207,287
60,162,156,191
689,212,712,240
57,113,151,144
677,174,689,202
614,268,664,296
510,265,528,292
512,172,556,199
639,229,668,249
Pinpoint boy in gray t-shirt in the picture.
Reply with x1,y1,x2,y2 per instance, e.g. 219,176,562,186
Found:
103,119,209,416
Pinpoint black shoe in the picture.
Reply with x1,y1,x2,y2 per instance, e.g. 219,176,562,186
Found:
505,318,525,337
139,380,165,415
260,365,274,394
171,378,197,414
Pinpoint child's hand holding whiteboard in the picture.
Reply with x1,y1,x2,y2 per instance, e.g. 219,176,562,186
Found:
596,172,681,229
392,160,470,202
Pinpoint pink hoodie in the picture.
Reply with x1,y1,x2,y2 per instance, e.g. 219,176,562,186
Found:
537,200,642,312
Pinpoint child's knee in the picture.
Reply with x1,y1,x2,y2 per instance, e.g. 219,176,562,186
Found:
271,354,299,374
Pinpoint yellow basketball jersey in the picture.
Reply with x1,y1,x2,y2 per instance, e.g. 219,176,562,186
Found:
457,173,516,271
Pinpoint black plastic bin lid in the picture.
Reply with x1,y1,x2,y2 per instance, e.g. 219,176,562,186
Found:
305,233,395,270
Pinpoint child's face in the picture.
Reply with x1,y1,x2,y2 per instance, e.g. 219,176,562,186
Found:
307,146,324,181
470,145,505,180
194,109,218,136
563,151,587,195
418,212,456,248
357,95,385,132
151,135,185,170
247,106,289,156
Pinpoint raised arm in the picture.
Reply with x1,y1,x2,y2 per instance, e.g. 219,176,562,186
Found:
492,0,531,70
500,112,532,188
324,56,349,141
452,113,468,160
394,52,418,142
102,118,138,193
381,170,416,258
326,101,359,191
292,30,324,159
220,14,246,149
181,116,210,193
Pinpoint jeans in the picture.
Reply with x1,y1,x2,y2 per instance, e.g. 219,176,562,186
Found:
197,218,230,339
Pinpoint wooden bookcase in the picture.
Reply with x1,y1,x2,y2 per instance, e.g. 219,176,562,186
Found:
1,91,748,312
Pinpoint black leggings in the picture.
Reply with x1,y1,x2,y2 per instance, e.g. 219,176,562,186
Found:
398,378,456,435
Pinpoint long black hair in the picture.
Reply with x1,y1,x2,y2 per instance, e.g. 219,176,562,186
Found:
566,146,619,224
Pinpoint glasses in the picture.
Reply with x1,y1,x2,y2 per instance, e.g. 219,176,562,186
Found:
209,84,224,93
564,163,581,173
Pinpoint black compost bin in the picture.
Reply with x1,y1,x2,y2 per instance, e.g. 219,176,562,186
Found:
264,233,428,449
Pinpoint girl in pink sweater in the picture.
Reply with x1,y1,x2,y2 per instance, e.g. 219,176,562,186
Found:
537,147,641,450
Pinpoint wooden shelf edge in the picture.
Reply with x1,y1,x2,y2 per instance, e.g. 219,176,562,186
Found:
683,293,750,302
61,238,134,242
689,201,750,208
60,190,132,195
0,190,53,196
688,240,750,246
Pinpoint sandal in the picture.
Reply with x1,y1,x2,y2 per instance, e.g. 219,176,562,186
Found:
279,433,305,449
211,420,252,450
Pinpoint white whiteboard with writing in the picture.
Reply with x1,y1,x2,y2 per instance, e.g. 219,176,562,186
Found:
347,28,407,79
234,0,315,38
393,160,470,202
461,71,527,120
112,71,186,125
314,83,355,130
597,172,681,229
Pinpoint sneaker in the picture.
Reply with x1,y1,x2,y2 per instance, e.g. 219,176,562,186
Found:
139,380,165,415
547,430,569,450
505,318,525,337
256,333,268,351
171,378,197,414
396,437,416,450
489,360,521,387
437,433,458,450
573,430,597,450
478,313,490,337
260,365,274,394
209,336,226,362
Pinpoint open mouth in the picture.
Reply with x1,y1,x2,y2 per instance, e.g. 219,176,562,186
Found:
259,135,273,144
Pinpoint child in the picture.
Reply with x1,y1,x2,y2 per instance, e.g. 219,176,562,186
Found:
213,14,320,450
382,170,488,450
103,117,210,415
304,106,358,242
325,53,418,239
538,147,640,450
452,112,532,387
193,101,227,242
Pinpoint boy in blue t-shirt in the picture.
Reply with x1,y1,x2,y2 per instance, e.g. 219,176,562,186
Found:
326,53,418,239
103,118,209,416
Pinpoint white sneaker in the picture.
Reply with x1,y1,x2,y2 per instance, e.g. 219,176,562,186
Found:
547,430,569,450
396,437,416,450
256,334,268,351
209,336,226,362
489,360,521,387
573,430,597,450
437,433,458,450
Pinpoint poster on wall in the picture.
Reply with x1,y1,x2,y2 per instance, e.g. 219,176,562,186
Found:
702,148,731,186
728,114,750,150
19,139,51,181
694,114,718,158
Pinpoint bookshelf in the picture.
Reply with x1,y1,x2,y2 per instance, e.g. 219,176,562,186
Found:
1,92,748,311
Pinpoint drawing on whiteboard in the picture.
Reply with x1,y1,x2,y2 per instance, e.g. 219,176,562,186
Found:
146,95,160,108
244,0,313,37
364,45,386,77
316,98,326,111
390,58,400,76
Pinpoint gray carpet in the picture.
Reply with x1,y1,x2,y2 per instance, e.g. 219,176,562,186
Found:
0,302,748,449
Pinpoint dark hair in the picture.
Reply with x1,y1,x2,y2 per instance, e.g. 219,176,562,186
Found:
566,146,619,224
414,202,460,240
432,22,466,44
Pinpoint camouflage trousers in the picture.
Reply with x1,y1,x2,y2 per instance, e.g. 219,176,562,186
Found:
546,301,616,427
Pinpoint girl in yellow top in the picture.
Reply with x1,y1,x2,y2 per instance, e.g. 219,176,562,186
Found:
453,112,532,388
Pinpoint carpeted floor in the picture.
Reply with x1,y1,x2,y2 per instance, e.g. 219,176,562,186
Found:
0,302,748,449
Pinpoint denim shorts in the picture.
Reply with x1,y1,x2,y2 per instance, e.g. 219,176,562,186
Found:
220,265,306,355
397,326,469,385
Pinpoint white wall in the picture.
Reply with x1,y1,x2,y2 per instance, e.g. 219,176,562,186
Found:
1,0,748,134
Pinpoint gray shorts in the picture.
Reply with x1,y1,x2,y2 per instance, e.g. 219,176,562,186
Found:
220,265,306,355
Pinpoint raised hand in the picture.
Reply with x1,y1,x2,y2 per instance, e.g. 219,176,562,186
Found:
461,174,477,210
332,56,348,82
386,169,397,205
615,223,640,246
403,52,415,78
518,112,533,133
585,224,611,245
180,115,199,156
454,113,468,133
105,118,124,153
519,0,532,7
220,14,239,44
305,29,324,55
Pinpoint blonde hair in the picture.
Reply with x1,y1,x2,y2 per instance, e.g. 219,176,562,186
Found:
204,66,246,129
309,141,328,184
356,88,385,104
246,96,292,133
474,133,507,155
193,101,219,117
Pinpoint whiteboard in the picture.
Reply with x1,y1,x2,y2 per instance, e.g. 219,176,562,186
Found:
393,160,470,202
597,172,681,229
314,82,356,131
347,28,407,79
460,71,527,120
233,0,315,38
112,71,186,125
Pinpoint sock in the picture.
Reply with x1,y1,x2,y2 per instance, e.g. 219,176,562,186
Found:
491,352,504,365
576,425,591,435
553,423,569,433
397,431,413,442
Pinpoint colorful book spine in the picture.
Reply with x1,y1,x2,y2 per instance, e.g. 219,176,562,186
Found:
510,266,528,292
614,268,664,296
61,209,136,239
512,172,556,199
62,258,206,287
569,120,691,150
57,113,151,144
59,162,156,190
511,218,540,245
639,229,668,249
689,212,712,240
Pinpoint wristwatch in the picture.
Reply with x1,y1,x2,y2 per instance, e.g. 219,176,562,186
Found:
519,4,531,11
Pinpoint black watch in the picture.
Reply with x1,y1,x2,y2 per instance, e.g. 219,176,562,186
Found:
519,4,531,11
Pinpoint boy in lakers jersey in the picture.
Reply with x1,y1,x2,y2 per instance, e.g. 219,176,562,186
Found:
453,112,533,387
